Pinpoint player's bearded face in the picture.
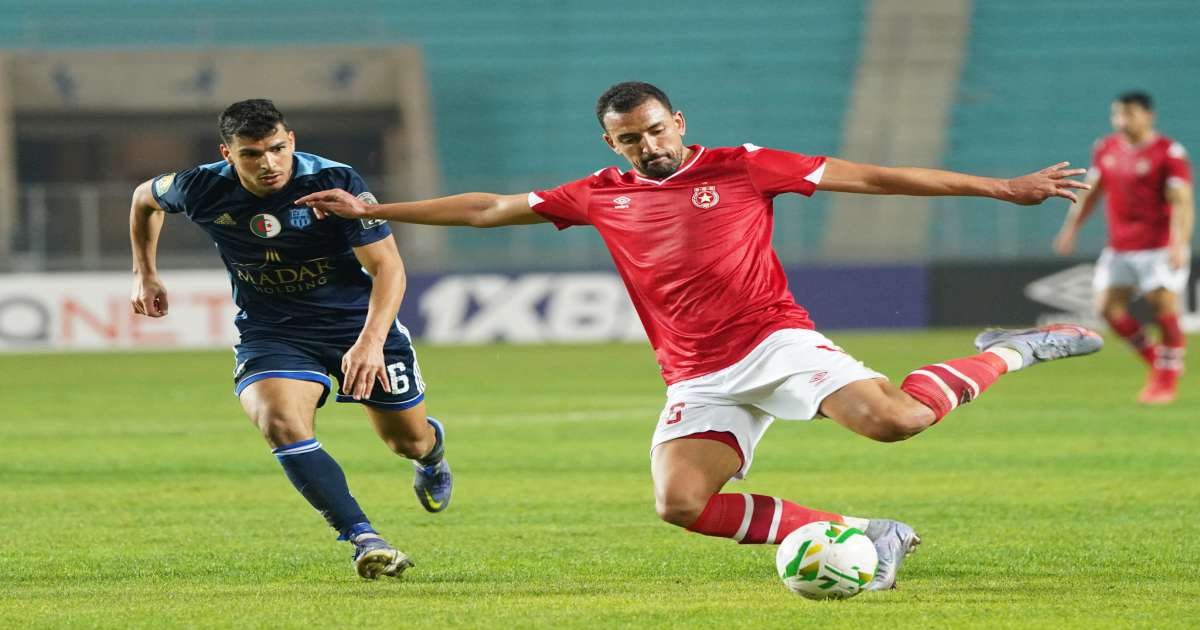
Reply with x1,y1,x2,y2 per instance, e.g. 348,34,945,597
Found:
603,100,688,179
637,145,685,179
221,124,296,197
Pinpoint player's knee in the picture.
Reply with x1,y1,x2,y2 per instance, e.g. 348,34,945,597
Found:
1099,294,1134,321
1099,304,1127,321
655,492,709,528
253,413,310,447
1144,290,1179,316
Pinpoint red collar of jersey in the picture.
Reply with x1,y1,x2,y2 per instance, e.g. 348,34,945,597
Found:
626,145,706,186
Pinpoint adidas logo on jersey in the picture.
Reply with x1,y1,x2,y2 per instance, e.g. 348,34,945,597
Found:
215,213,236,226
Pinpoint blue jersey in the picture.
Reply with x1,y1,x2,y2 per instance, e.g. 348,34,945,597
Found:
151,152,392,333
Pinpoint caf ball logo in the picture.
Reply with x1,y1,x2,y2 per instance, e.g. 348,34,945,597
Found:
250,213,282,238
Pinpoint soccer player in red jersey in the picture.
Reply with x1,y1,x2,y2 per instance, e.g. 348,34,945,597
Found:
299,82,1101,590
1054,91,1194,404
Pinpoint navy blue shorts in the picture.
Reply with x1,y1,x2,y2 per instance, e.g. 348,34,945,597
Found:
232,320,425,410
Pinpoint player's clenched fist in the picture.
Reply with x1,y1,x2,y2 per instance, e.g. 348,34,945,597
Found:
131,275,169,317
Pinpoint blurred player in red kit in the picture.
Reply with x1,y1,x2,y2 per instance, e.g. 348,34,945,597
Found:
301,82,1102,591
1055,91,1194,404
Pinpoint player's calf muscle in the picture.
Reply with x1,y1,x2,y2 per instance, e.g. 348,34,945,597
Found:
873,401,937,442
843,411,929,443
366,406,436,459
824,383,935,443
377,431,434,459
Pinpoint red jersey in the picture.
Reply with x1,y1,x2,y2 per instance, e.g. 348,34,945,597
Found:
530,144,825,384
1090,133,1191,251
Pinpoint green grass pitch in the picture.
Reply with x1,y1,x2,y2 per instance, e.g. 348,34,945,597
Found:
1,331,1197,628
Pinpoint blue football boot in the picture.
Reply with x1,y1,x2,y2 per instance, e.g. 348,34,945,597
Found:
413,417,452,513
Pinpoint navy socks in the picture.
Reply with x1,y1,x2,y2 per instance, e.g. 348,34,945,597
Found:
273,438,371,539
416,418,445,468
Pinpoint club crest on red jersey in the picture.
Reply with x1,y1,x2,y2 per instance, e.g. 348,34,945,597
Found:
691,185,719,209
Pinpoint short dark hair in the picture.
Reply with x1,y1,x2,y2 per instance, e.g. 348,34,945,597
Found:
1115,90,1153,111
595,82,673,130
218,99,289,144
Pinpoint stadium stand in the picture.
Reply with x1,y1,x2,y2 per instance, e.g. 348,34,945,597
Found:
0,0,866,268
935,0,1200,258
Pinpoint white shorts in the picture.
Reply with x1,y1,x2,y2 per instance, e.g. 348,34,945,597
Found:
1093,247,1190,296
650,328,886,480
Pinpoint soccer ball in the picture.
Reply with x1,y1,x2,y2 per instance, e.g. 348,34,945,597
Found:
775,521,878,600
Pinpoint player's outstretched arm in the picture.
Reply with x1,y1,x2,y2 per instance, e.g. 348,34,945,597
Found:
1053,174,1105,256
129,179,170,317
817,158,1090,206
296,189,547,228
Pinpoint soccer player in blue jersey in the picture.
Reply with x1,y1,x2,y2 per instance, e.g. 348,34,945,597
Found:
129,99,450,579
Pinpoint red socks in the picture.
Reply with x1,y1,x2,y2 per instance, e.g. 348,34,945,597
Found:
1108,312,1186,373
899,353,1008,422
1107,313,1157,365
1155,314,1186,374
687,493,842,544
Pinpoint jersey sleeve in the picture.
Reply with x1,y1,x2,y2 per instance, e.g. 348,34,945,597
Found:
529,176,593,230
150,167,202,214
1166,141,1192,189
336,168,393,247
743,144,827,197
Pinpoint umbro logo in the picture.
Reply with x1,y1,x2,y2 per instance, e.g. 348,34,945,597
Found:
214,213,236,226
613,196,631,209
1024,264,1095,313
